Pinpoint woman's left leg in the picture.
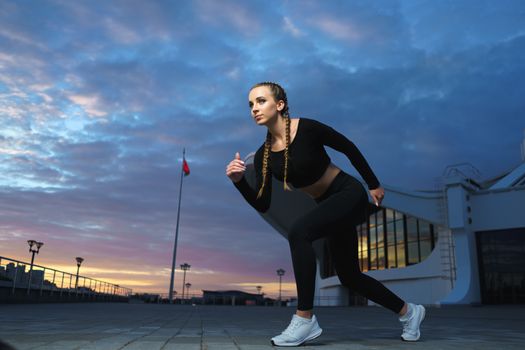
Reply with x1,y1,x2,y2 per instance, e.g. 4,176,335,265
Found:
322,184,425,342
328,225,426,341
326,223,405,314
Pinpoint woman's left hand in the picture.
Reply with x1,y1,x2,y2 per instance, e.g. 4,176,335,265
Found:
369,186,385,207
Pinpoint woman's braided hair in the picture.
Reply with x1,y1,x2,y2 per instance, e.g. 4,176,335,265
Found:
251,82,293,199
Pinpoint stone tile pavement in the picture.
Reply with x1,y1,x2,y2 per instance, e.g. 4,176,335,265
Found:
0,303,524,349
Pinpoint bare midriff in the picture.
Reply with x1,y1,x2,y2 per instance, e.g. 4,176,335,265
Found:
296,163,341,199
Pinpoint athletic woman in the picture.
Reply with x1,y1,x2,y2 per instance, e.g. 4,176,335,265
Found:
226,82,425,347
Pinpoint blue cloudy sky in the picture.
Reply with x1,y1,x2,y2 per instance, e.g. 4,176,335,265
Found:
1,0,524,296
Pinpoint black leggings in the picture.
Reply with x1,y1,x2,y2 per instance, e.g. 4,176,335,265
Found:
288,170,405,313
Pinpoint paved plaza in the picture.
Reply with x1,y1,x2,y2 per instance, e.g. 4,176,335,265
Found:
0,303,524,349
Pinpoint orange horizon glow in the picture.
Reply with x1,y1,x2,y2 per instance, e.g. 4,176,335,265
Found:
0,252,297,299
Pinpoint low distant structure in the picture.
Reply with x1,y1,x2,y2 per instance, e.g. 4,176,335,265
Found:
202,290,270,306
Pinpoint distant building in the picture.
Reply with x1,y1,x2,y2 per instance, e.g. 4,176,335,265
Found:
202,290,265,305
132,293,161,303
0,266,9,283
1,263,47,287
241,149,525,306
6,263,27,285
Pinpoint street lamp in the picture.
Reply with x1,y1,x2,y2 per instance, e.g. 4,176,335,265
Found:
27,240,44,294
276,268,285,305
180,263,191,302
256,285,262,295
185,282,192,302
75,257,84,289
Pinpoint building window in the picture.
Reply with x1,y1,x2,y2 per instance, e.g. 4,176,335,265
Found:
369,212,377,270
377,210,385,269
358,223,368,272
406,216,419,265
321,205,440,279
386,209,397,268
419,221,432,259
477,228,525,304
432,224,437,248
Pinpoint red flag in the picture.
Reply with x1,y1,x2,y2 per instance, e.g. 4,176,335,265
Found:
182,157,190,176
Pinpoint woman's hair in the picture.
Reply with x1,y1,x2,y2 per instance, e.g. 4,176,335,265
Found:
250,82,293,199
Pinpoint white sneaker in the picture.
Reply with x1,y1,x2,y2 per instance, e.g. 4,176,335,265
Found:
399,303,426,341
271,314,323,347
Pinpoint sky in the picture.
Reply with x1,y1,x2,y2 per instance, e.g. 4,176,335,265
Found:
1,0,524,298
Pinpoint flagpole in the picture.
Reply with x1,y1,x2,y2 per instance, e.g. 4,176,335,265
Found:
169,147,186,304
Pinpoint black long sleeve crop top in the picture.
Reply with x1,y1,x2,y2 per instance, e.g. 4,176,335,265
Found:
233,117,380,213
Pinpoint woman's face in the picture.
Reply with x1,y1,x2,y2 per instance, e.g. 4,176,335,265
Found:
248,86,284,125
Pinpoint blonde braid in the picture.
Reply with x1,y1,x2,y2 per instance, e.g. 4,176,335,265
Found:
252,81,293,199
283,115,292,191
256,131,272,199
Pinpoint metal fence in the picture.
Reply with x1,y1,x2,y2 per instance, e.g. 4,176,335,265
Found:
0,255,132,303
136,292,366,307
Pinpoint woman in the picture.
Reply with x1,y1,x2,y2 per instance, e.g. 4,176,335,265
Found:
226,82,425,347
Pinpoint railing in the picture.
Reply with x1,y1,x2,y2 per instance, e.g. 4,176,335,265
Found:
0,255,132,303
134,292,365,307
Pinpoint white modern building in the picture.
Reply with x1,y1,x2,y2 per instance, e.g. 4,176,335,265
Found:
242,141,525,306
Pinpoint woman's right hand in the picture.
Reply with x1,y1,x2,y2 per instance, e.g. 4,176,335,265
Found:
226,152,247,183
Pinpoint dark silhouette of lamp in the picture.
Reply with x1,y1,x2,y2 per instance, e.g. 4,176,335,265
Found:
180,263,191,302
26,240,44,294
276,268,285,305
75,257,84,289
185,282,192,302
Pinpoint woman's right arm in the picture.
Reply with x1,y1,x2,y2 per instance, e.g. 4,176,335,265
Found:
229,150,272,213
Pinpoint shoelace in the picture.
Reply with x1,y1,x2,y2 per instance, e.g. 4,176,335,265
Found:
401,319,410,333
282,317,305,336
401,312,414,334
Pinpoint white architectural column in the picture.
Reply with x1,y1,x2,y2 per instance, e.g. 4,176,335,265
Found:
440,181,481,305
440,228,481,304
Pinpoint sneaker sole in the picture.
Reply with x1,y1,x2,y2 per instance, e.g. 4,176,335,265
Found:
401,305,426,342
271,328,323,347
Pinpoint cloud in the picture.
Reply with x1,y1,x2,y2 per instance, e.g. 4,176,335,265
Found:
103,17,141,44
195,0,260,35
283,17,303,38
309,16,362,41
0,0,524,296
401,0,525,53
68,94,108,117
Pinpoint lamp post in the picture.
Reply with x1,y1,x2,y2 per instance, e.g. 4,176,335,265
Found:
75,257,84,290
180,263,190,302
276,268,285,305
185,282,192,302
27,240,44,295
